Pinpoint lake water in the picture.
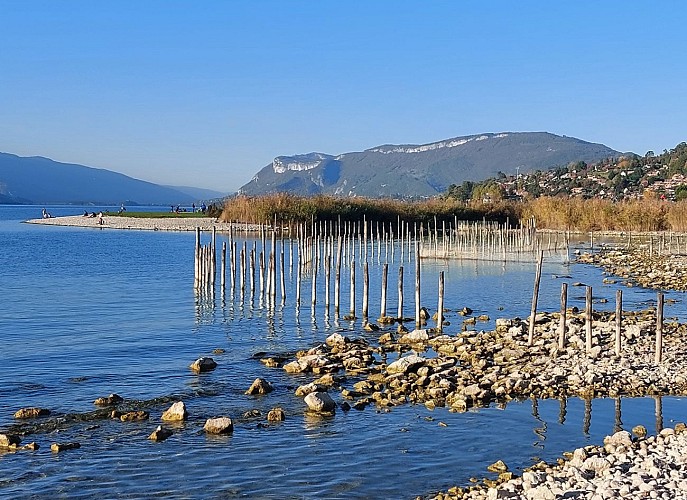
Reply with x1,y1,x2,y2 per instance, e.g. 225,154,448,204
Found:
1,205,685,498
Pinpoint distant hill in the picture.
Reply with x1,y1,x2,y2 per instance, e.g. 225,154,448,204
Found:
239,132,622,198
164,185,230,201
0,153,196,205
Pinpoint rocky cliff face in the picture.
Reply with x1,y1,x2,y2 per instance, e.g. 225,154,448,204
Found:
240,132,621,198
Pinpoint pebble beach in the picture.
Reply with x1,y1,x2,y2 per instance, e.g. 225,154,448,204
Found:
25,215,238,231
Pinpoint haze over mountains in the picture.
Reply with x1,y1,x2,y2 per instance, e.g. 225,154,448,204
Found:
239,132,622,198
0,153,227,205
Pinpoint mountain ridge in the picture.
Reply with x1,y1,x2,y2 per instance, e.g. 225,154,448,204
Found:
239,132,622,198
0,152,197,205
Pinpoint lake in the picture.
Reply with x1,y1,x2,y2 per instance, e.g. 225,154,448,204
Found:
1,205,685,498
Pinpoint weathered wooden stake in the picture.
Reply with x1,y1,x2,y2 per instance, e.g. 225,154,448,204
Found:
380,263,388,319
362,261,369,321
437,271,444,333
527,250,544,346
349,260,356,318
415,241,421,328
220,241,226,290
397,266,404,320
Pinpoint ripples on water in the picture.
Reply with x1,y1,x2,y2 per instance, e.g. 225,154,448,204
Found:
0,206,685,498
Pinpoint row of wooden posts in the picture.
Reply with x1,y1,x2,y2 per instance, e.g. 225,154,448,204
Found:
195,222,667,363
527,250,666,363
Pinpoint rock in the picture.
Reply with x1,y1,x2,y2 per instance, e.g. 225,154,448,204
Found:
267,407,286,422
386,354,426,374
420,307,431,320
148,425,173,442
120,411,149,422
295,382,325,397
487,459,509,473
604,430,632,447
161,401,188,422
304,391,336,413
51,442,81,452
189,357,217,373
632,425,647,438
203,417,234,434
0,433,21,449
378,332,395,344
400,329,430,343
21,442,39,451
363,322,380,331
326,333,349,346
459,307,473,316
13,407,50,419
377,316,396,325
245,378,274,395
94,393,123,406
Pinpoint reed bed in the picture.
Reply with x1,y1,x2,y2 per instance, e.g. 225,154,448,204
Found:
220,194,687,233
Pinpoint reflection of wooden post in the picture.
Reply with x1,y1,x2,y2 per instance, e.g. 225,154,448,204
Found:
655,396,663,433
615,290,622,355
558,397,567,425
437,271,444,333
527,250,544,346
585,286,593,352
220,241,226,290
380,263,388,319
280,250,286,306
583,398,592,435
558,282,567,349
614,397,622,433
655,292,664,363
397,266,404,320
250,247,255,298
324,255,331,312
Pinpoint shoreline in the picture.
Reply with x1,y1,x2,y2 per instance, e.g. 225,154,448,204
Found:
24,215,255,232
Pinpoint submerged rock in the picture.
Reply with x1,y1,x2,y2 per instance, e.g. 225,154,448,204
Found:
14,407,50,419
120,411,149,422
93,393,123,406
50,442,81,453
0,433,21,449
245,378,274,395
148,425,173,442
189,357,217,373
267,407,286,422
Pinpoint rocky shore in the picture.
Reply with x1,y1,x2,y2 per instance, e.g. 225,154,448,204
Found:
577,248,687,292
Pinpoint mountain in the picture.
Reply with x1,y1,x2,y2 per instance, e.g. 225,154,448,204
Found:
163,185,230,201
0,152,196,205
239,132,622,198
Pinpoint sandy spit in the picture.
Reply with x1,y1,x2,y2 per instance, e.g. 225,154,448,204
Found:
24,215,248,232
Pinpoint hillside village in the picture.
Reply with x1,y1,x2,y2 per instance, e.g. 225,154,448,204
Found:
446,141,687,203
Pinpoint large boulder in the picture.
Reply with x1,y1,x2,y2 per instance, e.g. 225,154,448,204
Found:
386,354,426,374
189,357,217,373
304,392,336,413
245,378,273,395
161,401,188,422
203,417,234,434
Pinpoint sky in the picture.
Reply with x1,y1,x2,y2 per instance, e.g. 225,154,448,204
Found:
1,1,686,192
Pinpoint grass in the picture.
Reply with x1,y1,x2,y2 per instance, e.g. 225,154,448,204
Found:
107,211,211,219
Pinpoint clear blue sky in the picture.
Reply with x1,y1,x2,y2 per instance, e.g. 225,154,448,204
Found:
1,1,685,191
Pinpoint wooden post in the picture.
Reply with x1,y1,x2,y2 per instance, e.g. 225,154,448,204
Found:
380,263,388,319
397,265,404,320
362,261,369,321
558,282,567,349
437,271,444,333
325,254,331,312
655,292,664,363
194,227,201,288
615,289,622,355
311,257,317,307
240,244,246,294
415,241,421,328
335,236,342,316
349,260,356,318
280,250,286,306
259,251,265,302
585,286,593,352
230,240,237,291
527,250,544,346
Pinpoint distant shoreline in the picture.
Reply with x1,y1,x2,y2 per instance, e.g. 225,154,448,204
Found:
24,215,237,232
